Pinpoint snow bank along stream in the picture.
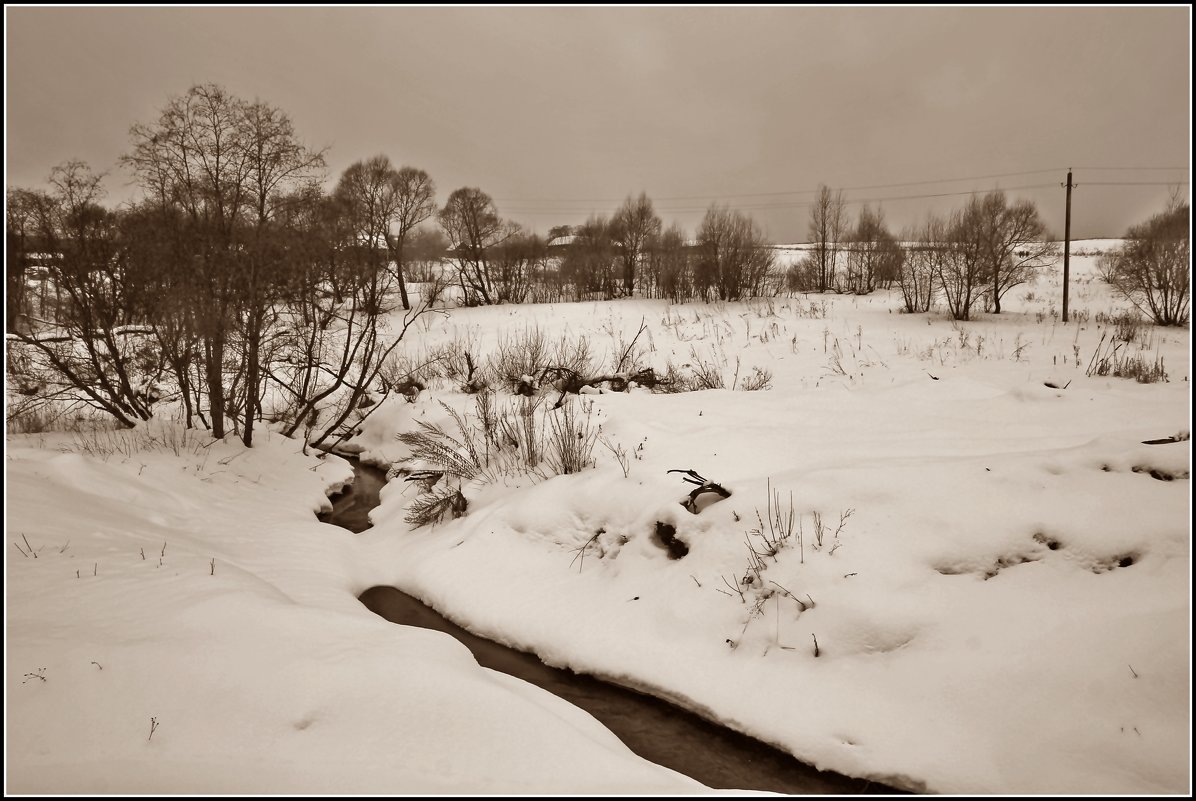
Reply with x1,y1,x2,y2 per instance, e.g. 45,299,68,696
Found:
325,458,901,794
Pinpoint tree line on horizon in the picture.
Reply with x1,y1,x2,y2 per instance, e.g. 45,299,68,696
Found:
6,83,1188,443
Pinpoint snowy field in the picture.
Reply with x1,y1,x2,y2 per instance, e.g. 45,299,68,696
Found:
6,242,1191,793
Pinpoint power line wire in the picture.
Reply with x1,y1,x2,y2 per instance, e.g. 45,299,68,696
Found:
501,183,1065,215
1081,181,1190,187
1072,166,1189,171
497,166,1188,206
495,168,1069,204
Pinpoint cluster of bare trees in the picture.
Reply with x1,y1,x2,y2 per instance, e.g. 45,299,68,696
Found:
1099,199,1189,326
552,199,776,302
787,186,1055,320
7,84,439,445
894,190,1056,320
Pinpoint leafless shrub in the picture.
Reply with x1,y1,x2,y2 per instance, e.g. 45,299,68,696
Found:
1098,201,1189,326
738,366,773,391
433,335,487,392
546,397,598,475
489,326,552,392
397,394,599,526
1109,310,1146,343
1085,333,1168,384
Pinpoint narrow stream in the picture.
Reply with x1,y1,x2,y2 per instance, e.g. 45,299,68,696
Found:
326,458,904,794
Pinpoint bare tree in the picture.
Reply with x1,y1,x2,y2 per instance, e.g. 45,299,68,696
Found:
487,225,546,303
646,224,692,301
610,192,662,296
898,215,946,314
237,99,325,446
807,184,848,292
936,200,990,321
123,83,254,439
335,156,402,286
1099,200,1190,325
268,187,436,447
439,186,511,305
5,188,42,331
119,200,207,428
123,85,324,445
695,205,776,301
385,167,437,310
974,190,1056,314
6,163,156,427
843,204,903,294
561,214,618,301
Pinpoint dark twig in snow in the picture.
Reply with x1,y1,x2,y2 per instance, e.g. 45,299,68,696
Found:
569,531,602,573
768,579,797,599
812,633,820,657
148,717,159,741
1128,664,1139,679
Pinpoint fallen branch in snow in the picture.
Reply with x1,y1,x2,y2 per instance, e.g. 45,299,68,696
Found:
21,533,40,558
570,530,602,572
668,469,732,513
541,365,671,409
720,575,745,603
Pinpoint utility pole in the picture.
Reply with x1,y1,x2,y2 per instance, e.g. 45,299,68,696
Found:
1062,169,1074,323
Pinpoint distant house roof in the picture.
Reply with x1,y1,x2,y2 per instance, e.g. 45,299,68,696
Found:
547,234,579,248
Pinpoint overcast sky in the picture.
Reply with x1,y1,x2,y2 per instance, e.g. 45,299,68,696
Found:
5,6,1190,241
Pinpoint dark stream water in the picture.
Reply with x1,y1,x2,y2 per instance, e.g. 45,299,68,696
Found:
325,458,906,794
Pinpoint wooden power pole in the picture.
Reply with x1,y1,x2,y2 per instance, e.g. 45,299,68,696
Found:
1062,169,1074,323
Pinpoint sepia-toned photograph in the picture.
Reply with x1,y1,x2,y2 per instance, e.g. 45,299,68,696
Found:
5,5,1191,795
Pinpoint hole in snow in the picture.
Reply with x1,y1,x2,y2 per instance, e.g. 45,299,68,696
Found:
652,521,690,559
1131,465,1186,481
1090,552,1140,573
1032,532,1062,551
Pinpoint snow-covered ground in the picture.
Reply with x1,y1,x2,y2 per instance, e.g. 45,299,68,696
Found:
4,427,701,793
7,242,1191,793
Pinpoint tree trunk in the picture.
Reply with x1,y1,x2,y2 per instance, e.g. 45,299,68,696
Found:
242,325,259,447
207,336,226,439
394,238,411,310
993,266,1001,314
